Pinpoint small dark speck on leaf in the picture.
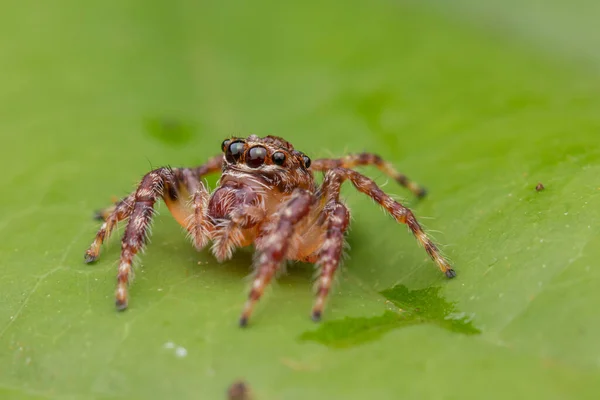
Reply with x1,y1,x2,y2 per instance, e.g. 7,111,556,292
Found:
145,117,196,146
228,380,252,400
536,182,545,192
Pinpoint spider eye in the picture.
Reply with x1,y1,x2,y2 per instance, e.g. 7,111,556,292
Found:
272,152,286,166
226,140,245,163
221,139,231,152
302,155,311,168
246,146,267,168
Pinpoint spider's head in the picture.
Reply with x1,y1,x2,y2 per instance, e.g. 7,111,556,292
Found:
220,135,314,192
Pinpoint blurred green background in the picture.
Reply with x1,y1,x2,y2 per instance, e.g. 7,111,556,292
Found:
1,0,600,399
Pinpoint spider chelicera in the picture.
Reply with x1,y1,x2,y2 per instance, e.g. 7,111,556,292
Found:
85,135,455,326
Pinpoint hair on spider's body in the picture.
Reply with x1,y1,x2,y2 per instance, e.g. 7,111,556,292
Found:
84,134,455,326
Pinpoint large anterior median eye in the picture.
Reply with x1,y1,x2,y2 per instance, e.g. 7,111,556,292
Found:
226,140,245,163
246,146,267,168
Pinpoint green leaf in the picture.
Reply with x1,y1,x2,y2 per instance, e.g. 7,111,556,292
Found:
1,0,600,399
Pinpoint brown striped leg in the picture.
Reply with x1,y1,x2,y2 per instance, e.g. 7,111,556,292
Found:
312,202,350,321
239,189,313,327
192,154,224,177
85,155,223,263
114,167,178,310
85,194,135,263
211,219,245,262
322,167,455,278
171,167,213,250
311,153,427,198
188,187,211,250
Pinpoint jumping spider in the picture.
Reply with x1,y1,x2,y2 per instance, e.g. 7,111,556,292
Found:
84,135,455,326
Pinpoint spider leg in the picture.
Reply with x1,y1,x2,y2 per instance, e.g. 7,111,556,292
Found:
239,188,313,327
84,155,224,310
84,155,223,262
312,201,350,321
167,155,224,250
111,167,176,309
322,167,455,278
168,167,212,250
85,194,135,263
111,165,216,309
188,187,211,250
311,153,427,198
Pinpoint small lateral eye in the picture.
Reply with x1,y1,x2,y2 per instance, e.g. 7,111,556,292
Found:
226,140,245,163
272,152,286,166
302,155,311,168
246,146,267,168
221,139,231,152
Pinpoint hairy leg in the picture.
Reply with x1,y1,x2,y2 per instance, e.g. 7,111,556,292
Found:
322,167,455,278
239,189,313,327
112,166,215,309
170,155,224,247
85,194,135,263
112,167,175,309
311,152,427,198
85,155,223,262
312,201,350,321
191,154,224,178
211,203,266,261
169,167,212,250
84,155,223,310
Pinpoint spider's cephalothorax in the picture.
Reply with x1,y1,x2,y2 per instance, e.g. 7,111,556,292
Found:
84,135,455,326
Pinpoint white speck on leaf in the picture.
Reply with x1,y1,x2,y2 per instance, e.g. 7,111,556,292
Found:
163,342,188,358
175,347,188,358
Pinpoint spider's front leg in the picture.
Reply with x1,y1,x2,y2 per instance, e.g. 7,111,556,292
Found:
324,167,455,278
208,183,267,261
311,153,427,198
239,188,313,327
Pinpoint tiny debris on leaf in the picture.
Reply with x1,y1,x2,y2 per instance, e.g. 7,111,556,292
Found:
535,182,545,192
228,380,251,400
175,346,188,358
